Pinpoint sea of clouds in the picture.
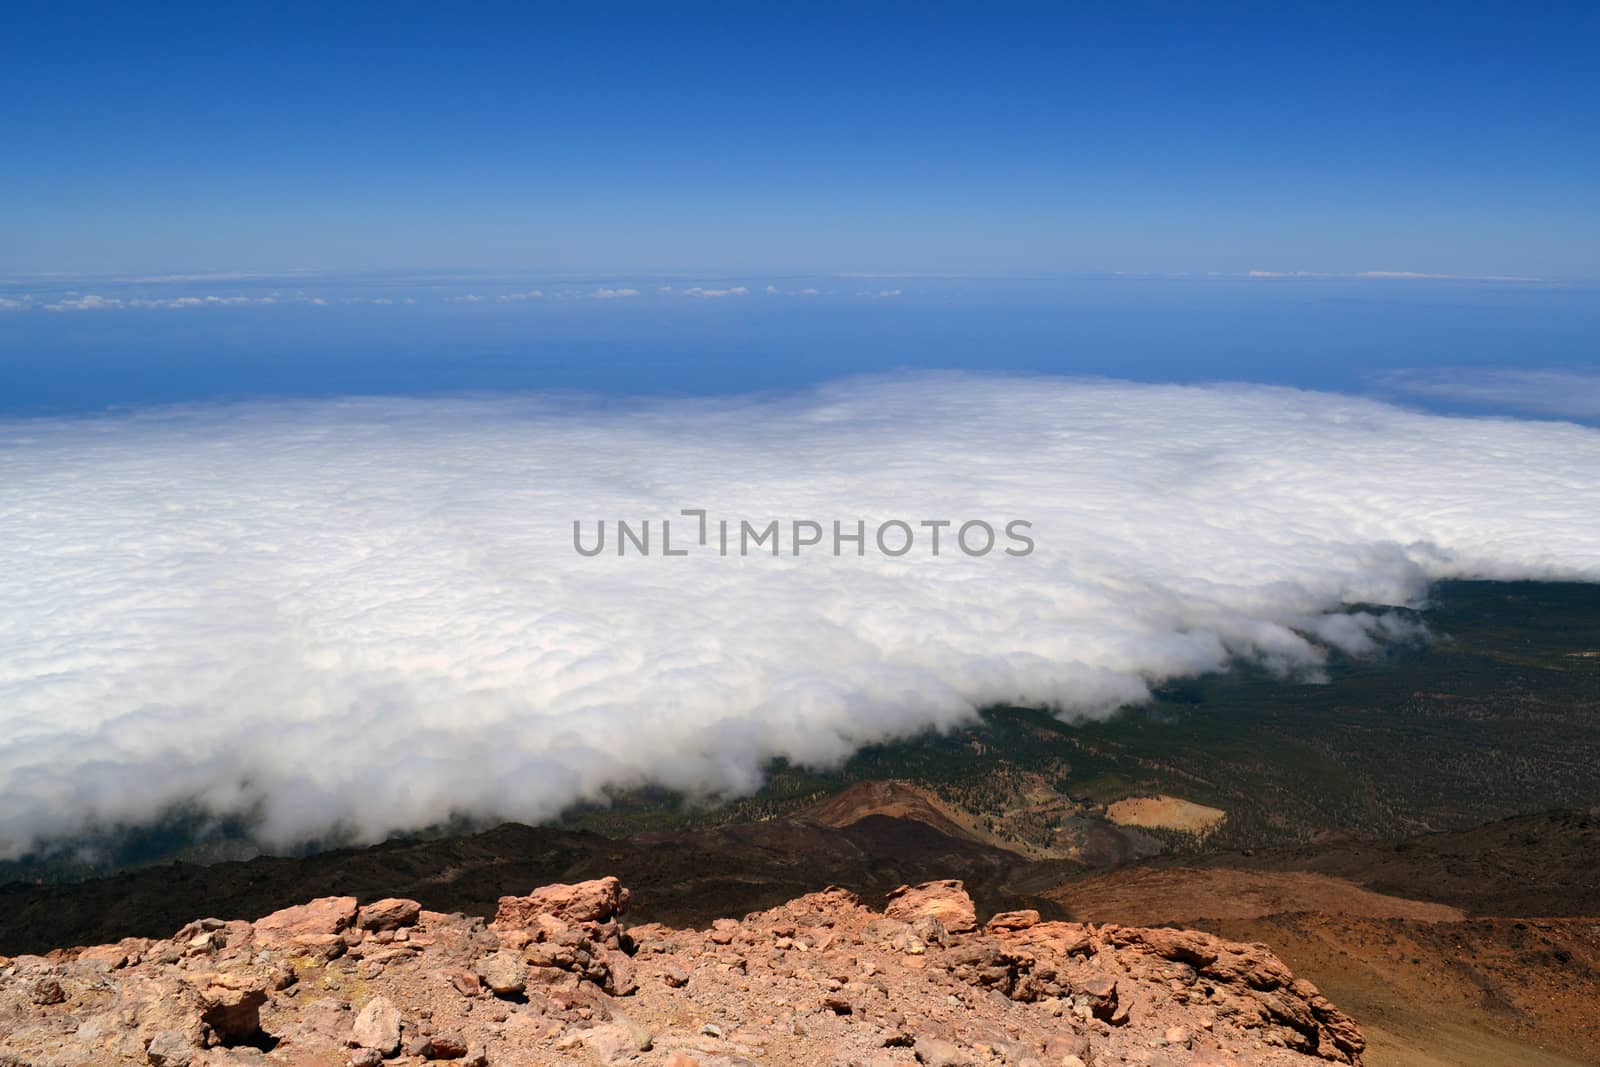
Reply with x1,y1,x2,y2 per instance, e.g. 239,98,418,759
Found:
2,374,1599,858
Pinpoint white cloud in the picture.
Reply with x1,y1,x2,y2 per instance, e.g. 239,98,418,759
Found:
1358,271,1539,282
43,294,292,310
857,288,902,298
590,287,640,299
496,290,544,302
680,286,749,298
0,295,30,310
449,294,484,303
0,374,1598,856
1248,270,1541,282
128,295,280,309
43,293,124,311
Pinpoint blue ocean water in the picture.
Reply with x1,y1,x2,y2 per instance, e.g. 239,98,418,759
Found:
1,274,1595,416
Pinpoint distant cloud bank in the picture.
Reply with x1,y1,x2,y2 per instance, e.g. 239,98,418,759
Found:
2,374,1598,858
37,292,327,312
3,270,1561,316
1246,269,1541,282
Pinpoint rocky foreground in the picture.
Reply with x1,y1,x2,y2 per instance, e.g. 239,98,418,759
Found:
0,877,1363,1067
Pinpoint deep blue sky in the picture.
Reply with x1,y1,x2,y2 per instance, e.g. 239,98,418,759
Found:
4,2,1598,278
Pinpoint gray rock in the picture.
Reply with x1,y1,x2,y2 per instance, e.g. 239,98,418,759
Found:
351,994,402,1055
584,1018,654,1062
474,950,527,996
144,1029,195,1067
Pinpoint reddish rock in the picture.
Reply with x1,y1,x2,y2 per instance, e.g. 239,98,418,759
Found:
449,969,482,997
358,898,423,932
30,976,67,1005
985,909,1040,931
77,942,134,968
423,1032,469,1059
0,875,1364,1067
1009,920,1092,957
252,896,357,940
883,880,977,934
194,972,268,1044
492,876,629,927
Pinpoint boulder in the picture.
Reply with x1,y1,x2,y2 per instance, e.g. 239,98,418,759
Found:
492,876,629,927
431,1033,469,1058
79,942,134,969
474,950,527,996
582,1018,653,1062
884,881,977,934
195,973,269,1044
357,898,422,933
351,995,402,1055
144,1029,195,1067
253,897,357,942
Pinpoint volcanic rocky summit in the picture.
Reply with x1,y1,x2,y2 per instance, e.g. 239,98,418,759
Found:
0,876,1362,1067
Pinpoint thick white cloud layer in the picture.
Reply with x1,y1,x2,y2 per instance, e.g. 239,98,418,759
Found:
2,375,1599,857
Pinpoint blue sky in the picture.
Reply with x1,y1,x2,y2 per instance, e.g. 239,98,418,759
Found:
4,2,1598,278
